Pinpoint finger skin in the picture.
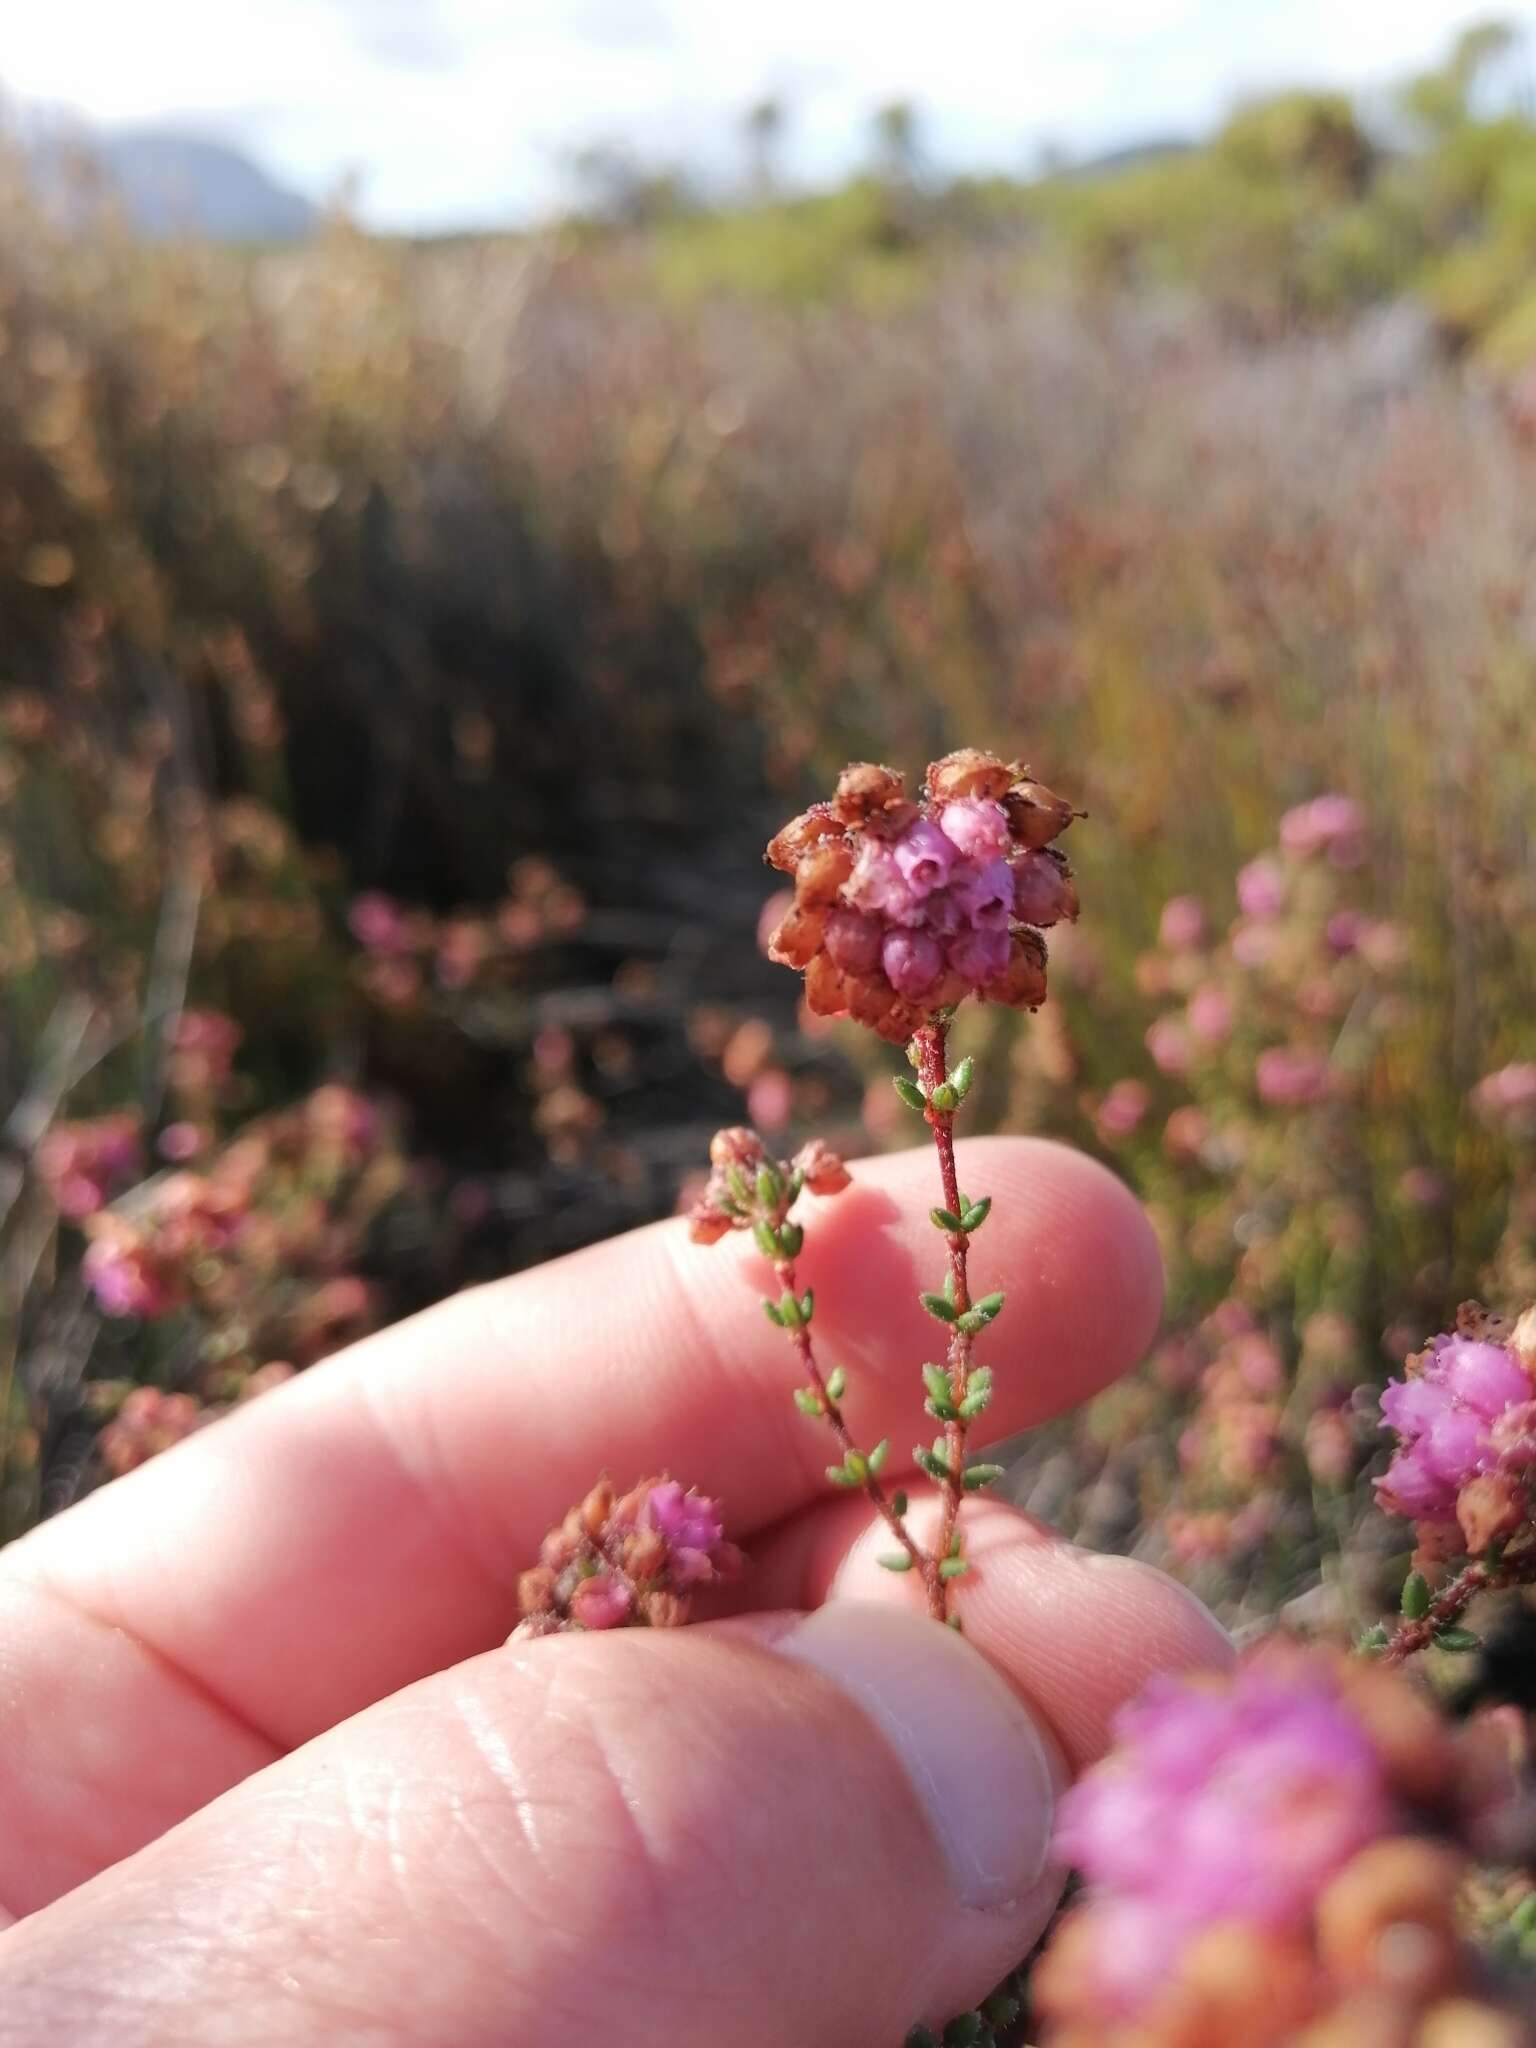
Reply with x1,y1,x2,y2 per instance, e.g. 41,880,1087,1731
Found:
0,1627,1060,2048
0,1138,1161,1911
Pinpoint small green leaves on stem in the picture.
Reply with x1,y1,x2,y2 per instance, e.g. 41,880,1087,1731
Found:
752,1219,780,1259
938,1555,971,1580
1434,1626,1481,1654
930,1206,964,1234
958,1366,992,1419
867,1437,891,1474
778,1220,804,1259
1356,1624,1390,1655
959,1196,991,1232
827,1452,867,1487
1400,1570,1431,1620
950,1056,975,1101
920,1290,958,1324
914,1441,957,1485
825,1365,847,1401
762,1288,814,1329
929,1081,960,1115
963,1463,1005,1491
893,1075,928,1113
923,1363,958,1420
754,1163,783,1210
957,1290,1004,1336
879,1551,916,1573
793,1386,825,1418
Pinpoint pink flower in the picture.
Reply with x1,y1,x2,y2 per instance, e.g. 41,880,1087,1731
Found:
646,1482,728,1587
1158,895,1207,952
891,818,955,898
1096,1079,1150,1141
83,1237,177,1320
1186,983,1233,1047
1145,1016,1191,1077
1472,1063,1536,1132
746,1068,792,1133
1280,794,1365,868
1236,857,1285,920
1377,1332,1534,1523
348,892,411,956
845,840,919,922
1053,1657,1399,2014
823,907,882,976
1012,850,1076,928
948,855,1014,930
569,1573,634,1630
937,797,1011,860
881,928,944,998
1255,1046,1331,1107
946,925,1009,986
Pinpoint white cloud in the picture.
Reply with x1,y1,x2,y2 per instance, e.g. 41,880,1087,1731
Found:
2,0,1530,229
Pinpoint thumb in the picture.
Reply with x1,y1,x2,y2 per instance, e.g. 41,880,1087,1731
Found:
0,1605,1061,2046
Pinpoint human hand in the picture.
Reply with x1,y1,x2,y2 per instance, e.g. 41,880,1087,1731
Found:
0,1137,1228,2045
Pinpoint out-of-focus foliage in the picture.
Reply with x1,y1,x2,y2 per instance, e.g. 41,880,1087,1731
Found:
3,25,1536,1659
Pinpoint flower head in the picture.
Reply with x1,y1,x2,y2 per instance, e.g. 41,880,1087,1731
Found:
765,753,1077,1041
1377,1311,1536,1546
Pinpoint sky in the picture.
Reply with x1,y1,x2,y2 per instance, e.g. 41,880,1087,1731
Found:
3,0,1532,231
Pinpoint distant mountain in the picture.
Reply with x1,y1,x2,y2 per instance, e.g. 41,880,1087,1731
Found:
28,127,317,242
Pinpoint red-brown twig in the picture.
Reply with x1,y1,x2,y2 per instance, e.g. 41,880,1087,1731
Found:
1382,1536,1536,1667
915,1018,976,1622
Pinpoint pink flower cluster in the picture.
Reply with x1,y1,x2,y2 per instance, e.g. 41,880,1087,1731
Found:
766,753,1077,1042
1377,1309,1536,1551
36,1114,141,1219
515,1475,742,1636
82,1172,247,1321
1036,1645,1512,2045
1053,1661,1394,2019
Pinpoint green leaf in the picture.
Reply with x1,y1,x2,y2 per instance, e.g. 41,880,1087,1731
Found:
1434,1626,1481,1653
963,1463,1005,1490
1355,1624,1390,1655
826,1458,863,1488
929,1081,960,1115
752,1218,781,1258
889,1489,909,1517
972,1291,1005,1323
825,1365,847,1401
799,1289,815,1324
727,1166,751,1205
762,1298,786,1328
778,1220,804,1258
893,1076,927,1112
930,1206,964,1233
1401,1570,1431,1620
878,1550,915,1573
943,1270,957,1303
867,1437,891,1474
777,1290,803,1329
793,1386,824,1418
914,1446,952,1484
938,1555,971,1580
950,1055,975,1100
959,1196,991,1232
920,1291,958,1323
755,1164,783,1209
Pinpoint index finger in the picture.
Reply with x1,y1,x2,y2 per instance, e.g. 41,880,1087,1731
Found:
0,1136,1161,1912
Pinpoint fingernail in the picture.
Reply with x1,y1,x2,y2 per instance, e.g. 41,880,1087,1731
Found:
773,1601,1055,1909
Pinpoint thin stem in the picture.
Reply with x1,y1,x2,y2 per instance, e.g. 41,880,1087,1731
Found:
1381,1537,1536,1667
915,1018,975,1621
774,1254,926,1575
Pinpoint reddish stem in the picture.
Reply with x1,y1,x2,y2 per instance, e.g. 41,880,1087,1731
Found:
914,1018,975,1621
774,1254,926,1576
1381,1537,1536,1667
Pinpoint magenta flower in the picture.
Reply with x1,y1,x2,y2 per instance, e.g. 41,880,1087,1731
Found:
646,1482,728,1587
1377,1333,1534,1522
949,855,1014,930
881,927,944,999
1145,1015,1191,1078
83,1238,176,1320
348,891,411,956
946,925,1009,986
845,839,920,922
891,818,955,897
823,906,883,976
569,1573,634,1630
1186,983,1233,1047
1096,1079,1150,1141
938,796,1012,860
1054,1661,1397,2014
